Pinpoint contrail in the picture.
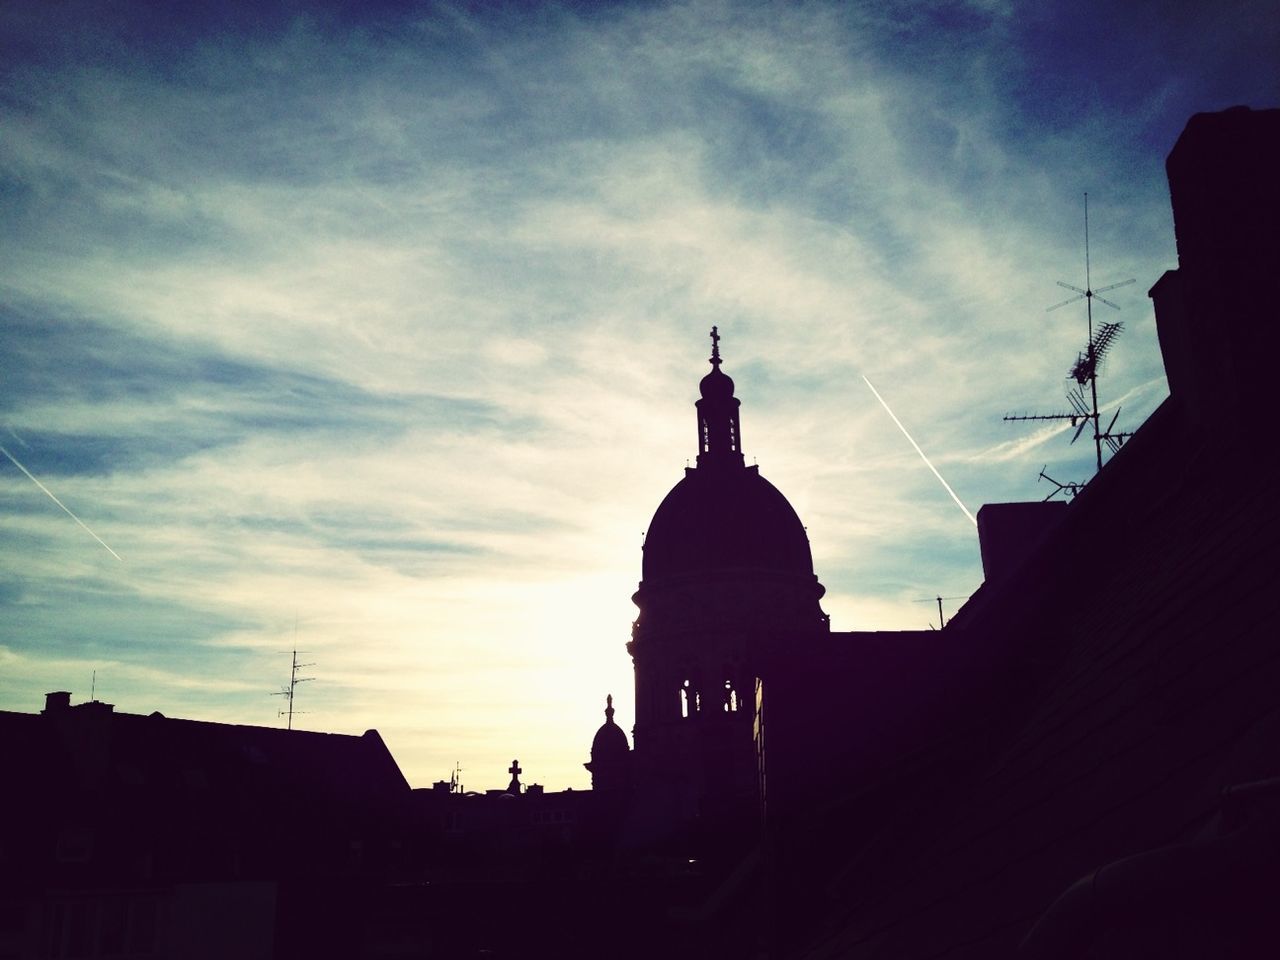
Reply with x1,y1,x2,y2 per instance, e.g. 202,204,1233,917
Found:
862,377,977,527
0,443,123,561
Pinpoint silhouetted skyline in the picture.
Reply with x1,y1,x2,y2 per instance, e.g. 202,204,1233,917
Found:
1,0,1276,789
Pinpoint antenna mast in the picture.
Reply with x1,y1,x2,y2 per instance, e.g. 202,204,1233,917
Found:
913,595,968,630
272,649,315,730
1004,193,1135,481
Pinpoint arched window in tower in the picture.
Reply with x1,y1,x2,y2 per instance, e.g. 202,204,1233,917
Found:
724,678,737,712
681,679,691,719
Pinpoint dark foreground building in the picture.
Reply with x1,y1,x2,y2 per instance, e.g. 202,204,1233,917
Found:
755,106,1280,958
0,692,714,958
0,693,411,958
2,107,1276,958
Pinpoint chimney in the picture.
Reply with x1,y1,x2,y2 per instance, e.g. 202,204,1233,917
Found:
977,502,1068,583
1156,106,1280,420
43,691,72,714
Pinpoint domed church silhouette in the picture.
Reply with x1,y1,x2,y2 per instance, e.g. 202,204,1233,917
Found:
620,327,830,846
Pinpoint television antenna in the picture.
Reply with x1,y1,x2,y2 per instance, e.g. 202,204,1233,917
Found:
913,595,968,630
1037,466,1085,501
1004,193,1135,477
271,648,315,730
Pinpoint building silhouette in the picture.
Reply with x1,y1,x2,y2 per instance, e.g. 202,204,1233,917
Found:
0,692,409,958
753,104,1280,958
583,694,632,795
2,106,1277,958
627,326,828,850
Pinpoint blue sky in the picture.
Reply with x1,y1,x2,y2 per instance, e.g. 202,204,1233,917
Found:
2,0,1276,789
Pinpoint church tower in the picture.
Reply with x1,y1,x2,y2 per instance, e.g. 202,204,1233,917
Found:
584,694,632,793
628,329,828,844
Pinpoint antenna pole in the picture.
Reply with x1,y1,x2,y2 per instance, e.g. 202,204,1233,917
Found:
1084,192,1092,323
1089,329,1103,473
913,595,967,628
272,647,315,730
1082,196,1102,472
1007,193,1133,486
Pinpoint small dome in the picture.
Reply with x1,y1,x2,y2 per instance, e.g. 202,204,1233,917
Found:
699,365,735,401
590,695,629,761
642,466,814,582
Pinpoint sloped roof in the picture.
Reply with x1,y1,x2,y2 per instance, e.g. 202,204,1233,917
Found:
0,700,411,886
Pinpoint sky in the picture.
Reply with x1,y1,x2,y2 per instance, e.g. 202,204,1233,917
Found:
2,0,1276,791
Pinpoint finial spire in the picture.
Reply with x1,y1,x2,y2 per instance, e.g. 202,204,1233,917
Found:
605,694,615,722
710,326,721,367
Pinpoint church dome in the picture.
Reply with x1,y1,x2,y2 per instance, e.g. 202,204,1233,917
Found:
584,695,632,793
641,327,815,584
589,695,629,761
591,716,629,760
642,465,814,582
